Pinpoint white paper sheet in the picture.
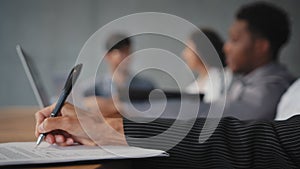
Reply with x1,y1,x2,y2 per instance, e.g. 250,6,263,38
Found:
0,142,168,166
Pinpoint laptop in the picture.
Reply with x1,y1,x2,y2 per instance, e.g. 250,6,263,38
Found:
16,45,50,108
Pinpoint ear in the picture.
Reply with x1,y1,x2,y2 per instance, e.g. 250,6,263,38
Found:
105,50,119,60
255,38,270,56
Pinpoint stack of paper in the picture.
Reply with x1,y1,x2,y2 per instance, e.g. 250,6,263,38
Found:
0,142,168,166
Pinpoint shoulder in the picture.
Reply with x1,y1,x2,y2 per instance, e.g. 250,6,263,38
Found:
247,63,295,86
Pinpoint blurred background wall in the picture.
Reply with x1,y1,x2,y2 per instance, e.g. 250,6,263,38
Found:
1,0,299,107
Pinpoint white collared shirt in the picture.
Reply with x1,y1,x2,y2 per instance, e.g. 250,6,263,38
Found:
276,79,300,120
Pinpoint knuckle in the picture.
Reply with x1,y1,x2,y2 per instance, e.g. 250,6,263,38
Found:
43,118,51,129
35,111,42,119
62,117,72,131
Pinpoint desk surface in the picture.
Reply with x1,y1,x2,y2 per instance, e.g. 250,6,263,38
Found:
0,107,38,143
0,107,131,169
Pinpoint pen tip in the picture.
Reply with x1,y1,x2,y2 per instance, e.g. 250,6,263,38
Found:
36,134,45,147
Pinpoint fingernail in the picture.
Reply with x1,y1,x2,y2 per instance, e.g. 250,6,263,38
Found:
66,138,73,145
56,136,63,143
46,137,51,143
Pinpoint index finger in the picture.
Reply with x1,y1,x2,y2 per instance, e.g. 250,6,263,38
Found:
35,104,56,136
35,104,56,123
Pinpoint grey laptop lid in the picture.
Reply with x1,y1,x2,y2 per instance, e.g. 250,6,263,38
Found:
16,45,50,108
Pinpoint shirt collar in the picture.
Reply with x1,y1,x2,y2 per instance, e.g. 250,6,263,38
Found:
234,62,280,84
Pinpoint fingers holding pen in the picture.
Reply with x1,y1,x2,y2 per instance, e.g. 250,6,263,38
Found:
34,103,100,146
37,116,76,146
37,116,73,134
35,104,56,137
34,103,72,137
44,133,75,146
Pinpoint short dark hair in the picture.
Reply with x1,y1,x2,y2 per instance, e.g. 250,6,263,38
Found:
106,33,131,52
191,28,226,67
236,2,290,60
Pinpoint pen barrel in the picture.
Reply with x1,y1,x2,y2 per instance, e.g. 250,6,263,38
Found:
50,90,69,117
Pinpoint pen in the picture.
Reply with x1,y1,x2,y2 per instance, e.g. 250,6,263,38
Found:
36,63,83,147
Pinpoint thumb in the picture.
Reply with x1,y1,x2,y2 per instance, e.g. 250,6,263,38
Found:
38,117,72,134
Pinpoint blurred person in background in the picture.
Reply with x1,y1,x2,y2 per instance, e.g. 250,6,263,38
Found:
182,28,232,103
83,33,155,115
219,2,295,120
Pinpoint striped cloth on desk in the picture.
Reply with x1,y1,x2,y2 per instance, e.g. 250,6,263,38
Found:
123,116,300,169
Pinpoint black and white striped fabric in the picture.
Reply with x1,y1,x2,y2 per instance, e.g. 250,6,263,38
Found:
123,115,300,168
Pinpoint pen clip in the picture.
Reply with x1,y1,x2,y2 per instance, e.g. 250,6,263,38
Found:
63,64,83,93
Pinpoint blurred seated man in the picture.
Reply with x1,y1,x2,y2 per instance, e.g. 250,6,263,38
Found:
83,33,155,114
219,1,295,120
180,2,294,120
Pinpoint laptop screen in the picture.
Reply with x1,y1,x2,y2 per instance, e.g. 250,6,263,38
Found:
16,45,50,108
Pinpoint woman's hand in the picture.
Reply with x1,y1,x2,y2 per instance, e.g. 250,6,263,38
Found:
83,96,121,118
35,103,127,146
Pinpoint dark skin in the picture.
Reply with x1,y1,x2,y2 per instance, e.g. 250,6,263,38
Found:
223,20,271,75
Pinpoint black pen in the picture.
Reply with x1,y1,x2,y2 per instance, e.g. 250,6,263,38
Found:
36,63,83,147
